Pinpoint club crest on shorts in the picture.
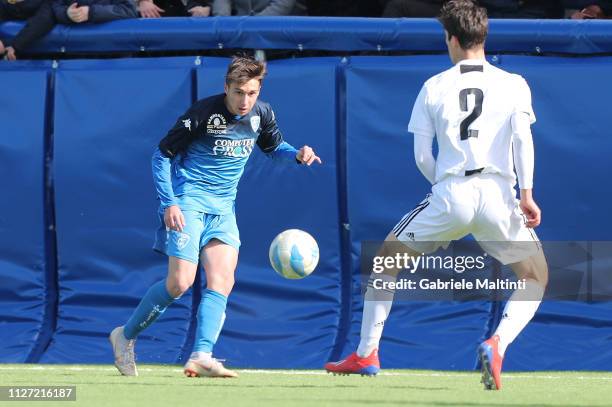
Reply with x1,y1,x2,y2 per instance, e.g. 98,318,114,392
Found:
174,232,191,251
250,116,260,132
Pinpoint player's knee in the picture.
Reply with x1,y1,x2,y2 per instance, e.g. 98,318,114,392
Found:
530,268,548,288
530,252,548,287
514,252,548,288
206,272,234,296
166,278,193,297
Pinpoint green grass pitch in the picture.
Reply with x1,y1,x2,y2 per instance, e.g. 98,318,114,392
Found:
1,365,611,406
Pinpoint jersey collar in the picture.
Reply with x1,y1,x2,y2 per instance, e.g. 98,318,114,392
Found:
456,58,488,66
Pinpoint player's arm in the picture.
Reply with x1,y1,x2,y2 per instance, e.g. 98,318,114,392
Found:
158,105,201,159
151,106,201,231
151,149,185,231
512,78,540,228
151,149,177,209
414,133,436,184
256,105,321,165
408,84,436,183
512,111,540,228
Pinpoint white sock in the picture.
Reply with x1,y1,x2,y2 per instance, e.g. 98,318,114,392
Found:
356,274,396,358
493,280,544,357
190,351,212,361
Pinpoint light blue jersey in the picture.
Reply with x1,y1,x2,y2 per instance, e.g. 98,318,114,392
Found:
152,93,298,215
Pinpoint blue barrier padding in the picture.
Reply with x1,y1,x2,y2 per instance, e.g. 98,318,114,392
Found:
498,55,612,241
195,57,343,367
1,50,611,370
0,64,49,362
505,301,612,370
492,56,612,370
328,58,353,362
40,57,196,363
1,18,612,54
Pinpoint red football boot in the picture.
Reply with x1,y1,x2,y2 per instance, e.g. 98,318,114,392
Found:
324,349,380,376
478,335,504,390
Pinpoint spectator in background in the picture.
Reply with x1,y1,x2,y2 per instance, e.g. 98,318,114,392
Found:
212,0,306,16
138,0,211,18
52,0,138,24
306,0,383,16
380,0,565,18
382,0,443,17
481,0,564,18
0,0,55,60
564,0,611,18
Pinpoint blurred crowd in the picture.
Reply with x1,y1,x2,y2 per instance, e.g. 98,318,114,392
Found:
1,0,611,60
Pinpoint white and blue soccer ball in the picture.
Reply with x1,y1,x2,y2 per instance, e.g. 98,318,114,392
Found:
269,229,319,279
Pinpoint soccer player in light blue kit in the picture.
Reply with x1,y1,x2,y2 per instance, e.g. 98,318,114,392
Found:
109,55,321,378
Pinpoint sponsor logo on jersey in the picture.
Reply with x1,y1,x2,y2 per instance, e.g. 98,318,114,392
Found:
250,116,261,132
182,118,192,131
207,113,228,135
212,138,255,158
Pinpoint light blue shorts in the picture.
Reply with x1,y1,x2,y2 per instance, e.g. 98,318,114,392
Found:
153,210,241,264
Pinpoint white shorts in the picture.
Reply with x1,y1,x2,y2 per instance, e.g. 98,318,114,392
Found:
392,174,540,265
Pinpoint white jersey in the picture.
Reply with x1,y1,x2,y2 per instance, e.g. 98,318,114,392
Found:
408,59,535,186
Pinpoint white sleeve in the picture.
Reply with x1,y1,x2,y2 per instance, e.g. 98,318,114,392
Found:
512,111,534,189
414,133,436,184
408,84,435,139
514,76,536,124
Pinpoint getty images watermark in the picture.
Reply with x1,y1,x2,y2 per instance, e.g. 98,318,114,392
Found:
360,241,612,301
370,250,526,292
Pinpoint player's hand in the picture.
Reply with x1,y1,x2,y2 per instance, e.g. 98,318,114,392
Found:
296,145,322,166
188,6,211,17
139,0,165,18
520,196,541,228
164,205,186,232
0,40,5,55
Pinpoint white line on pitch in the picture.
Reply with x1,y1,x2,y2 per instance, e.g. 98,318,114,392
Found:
0,366,611,381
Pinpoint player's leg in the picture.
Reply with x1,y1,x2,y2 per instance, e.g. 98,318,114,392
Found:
110,257,198,376
357,180,474,357
110,210,202,376
357,232,418,354
326,232,417,376
124,257,199,336
495,251,548,355
184,213,240,378
477,251,547,390
326,184,470,375
475,175,548,389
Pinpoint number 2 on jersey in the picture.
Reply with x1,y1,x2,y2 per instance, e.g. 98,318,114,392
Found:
459,88,484,140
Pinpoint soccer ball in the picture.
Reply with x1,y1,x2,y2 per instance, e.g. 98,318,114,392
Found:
269,229,319,279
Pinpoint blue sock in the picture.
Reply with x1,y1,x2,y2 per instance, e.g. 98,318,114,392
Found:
124,280,175,339
193,289,228,353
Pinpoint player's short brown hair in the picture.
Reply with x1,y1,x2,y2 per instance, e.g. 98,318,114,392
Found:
438,0,488,50
225,55,267,86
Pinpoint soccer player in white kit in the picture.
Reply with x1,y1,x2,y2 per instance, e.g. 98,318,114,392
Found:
325,0,548,390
